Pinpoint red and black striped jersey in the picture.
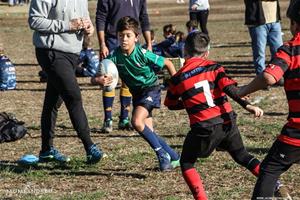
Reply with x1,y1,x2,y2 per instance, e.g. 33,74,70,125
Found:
264,32,300,146
164,57,237,128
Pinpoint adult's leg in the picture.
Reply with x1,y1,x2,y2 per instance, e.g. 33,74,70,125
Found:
49,51,93,152
198,10,209,35
190,12,199,28
36,49,63,152
267,22,283,58
248,25,268,74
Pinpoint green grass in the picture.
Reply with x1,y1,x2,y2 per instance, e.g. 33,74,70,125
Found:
21,191,106,200
1,0,300,199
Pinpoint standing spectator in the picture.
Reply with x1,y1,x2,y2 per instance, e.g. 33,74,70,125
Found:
189,0,210,35
95,0,152,133
8,0,17,6
244,0,283,77
28,0,108,164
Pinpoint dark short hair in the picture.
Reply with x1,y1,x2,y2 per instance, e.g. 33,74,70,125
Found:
116,16,139,36
186,20,198,29
163,24,176,35
185,31,210,57
287,0,300,23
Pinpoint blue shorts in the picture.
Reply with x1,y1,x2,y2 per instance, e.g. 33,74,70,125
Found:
132,86,161,114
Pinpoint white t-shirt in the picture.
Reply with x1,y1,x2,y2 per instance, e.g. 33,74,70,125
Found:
262,1,277,23
190,0,210,11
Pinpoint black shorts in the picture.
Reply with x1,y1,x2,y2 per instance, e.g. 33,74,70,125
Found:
262,139,300,169
181,121,245,163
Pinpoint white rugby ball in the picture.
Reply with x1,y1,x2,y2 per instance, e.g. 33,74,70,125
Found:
100,59,119,91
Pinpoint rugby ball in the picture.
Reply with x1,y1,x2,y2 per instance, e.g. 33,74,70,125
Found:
17,154,39,166
100,59,119,92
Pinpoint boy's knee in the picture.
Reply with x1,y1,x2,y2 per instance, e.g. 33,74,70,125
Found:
230,147,253,166
131,118,143,131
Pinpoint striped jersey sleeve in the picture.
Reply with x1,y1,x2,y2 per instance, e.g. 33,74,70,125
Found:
264,45,290,81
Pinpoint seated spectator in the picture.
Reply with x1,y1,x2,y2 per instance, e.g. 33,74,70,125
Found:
77,36,100,77
186,20,199,34
155,24,185,58
143,29,162,56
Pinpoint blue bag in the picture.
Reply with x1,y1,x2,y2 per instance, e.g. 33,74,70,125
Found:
0,54,16,90
79,48,100,77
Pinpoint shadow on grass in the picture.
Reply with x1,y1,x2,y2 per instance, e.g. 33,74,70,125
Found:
246,147,270,155
27,125,186,139
0,160,146,179
0,160,31,173
0,160,73,174
264,112,287,116
14,63,39,67
212,42,251,48
160,134,186,138
17,80,42,83
48,169,146,179
14,86,100,92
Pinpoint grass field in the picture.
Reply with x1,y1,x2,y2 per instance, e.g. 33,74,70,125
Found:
0,0,300,199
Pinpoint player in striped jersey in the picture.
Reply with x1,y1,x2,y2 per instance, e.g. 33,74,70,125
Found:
238,1,300,199
164,32,264,200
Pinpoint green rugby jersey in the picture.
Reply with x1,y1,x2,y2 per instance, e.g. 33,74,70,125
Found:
107,44,165,92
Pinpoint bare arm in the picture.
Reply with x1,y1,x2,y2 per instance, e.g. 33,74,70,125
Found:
95,0,109,59
97,31,109,60
143,31,152,51
238,72,277,97
164,58,176,76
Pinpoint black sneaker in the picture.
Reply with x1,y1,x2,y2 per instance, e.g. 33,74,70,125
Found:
86,144,103,164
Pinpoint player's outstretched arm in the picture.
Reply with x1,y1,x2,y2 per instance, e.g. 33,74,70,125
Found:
164,58,176,76
245,105,264,118
238,72,276,97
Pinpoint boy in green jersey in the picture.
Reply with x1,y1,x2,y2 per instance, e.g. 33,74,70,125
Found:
92,16,180,171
